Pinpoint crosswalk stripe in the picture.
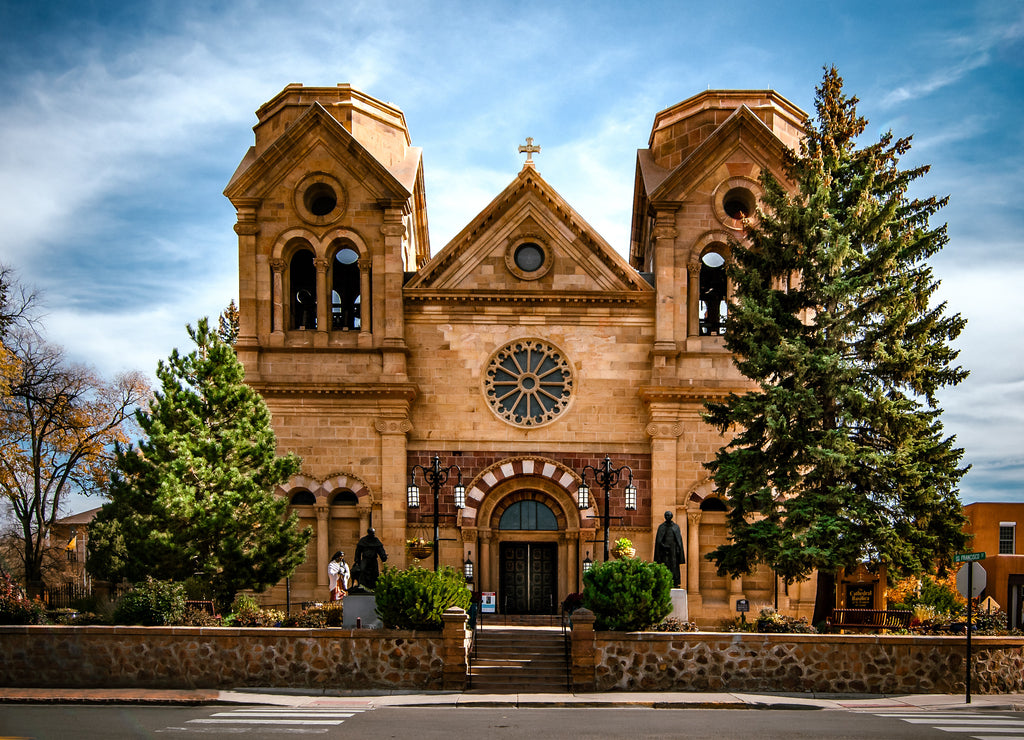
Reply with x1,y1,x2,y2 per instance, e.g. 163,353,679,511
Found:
211,711,357,717
898,719,1024,725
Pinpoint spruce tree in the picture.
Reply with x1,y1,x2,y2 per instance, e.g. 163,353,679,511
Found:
704,68,969,615
87,318,309,610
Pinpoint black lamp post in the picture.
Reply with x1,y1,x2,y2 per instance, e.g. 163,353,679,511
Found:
407,454,466,571
577,455,637,562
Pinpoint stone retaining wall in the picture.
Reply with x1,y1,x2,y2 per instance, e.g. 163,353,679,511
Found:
569,611,1024,694
0,624,461,691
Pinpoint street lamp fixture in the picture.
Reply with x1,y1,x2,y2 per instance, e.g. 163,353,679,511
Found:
464,552,474,584
577,455,637,562
407,454,465,571
582,551,594,574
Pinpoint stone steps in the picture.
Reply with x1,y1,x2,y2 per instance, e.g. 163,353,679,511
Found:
468,627,569,692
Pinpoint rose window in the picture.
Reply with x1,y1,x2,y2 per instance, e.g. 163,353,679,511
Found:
484,339,573,427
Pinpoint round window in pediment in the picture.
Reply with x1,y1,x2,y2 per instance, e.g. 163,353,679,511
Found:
505,235,553,280
295,172,347,226
484,339,574,427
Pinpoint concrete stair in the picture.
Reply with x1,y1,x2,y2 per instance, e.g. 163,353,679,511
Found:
468,626,569,693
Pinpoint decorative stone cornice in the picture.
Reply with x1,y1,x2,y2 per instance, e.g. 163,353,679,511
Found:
640,386,737,404
404,290,652,306
250,382,417,402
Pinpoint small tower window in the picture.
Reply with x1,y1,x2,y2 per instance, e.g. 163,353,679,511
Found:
331,245,362,331
290,249,317,330
699,250,727,335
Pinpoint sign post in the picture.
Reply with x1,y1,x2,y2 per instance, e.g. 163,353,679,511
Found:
954,553,987,704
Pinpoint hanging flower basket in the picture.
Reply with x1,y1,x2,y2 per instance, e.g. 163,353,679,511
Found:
407,538,434,560
611,537,636,559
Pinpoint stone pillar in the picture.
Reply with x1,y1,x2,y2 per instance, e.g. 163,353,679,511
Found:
269,258,286,338
316,503,329,588
314,257,329,346
232,198,260,339
480,531,493,595
646,419,682,545
729,574,745,608
569,607,597,692
441,607,469,690
375,417,412,565
652,208,679,353
566,530,580,595
686,511,702,611
687,261,700,337
356,502,371,540
357,256,372,347
379,204,408,349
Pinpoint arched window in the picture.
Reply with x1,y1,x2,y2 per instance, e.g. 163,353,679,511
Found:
699,250,727,335
331,490,358,506
290,489,316,506
290,249,317,330
699,496,727,512
498,500,558,530
331,244,362,331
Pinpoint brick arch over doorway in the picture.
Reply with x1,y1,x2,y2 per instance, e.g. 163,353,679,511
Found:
459,457,593,613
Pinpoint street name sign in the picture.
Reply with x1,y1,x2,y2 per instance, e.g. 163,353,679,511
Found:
954,552,986,563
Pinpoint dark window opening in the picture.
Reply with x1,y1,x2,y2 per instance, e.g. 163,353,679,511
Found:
723,187,755,220
1000,525,1016,555
699,251,727,335
331,245,362,331
290,249,317,330
331,490,358,506
498,500,558,530
290,490,316,506
699,497,728,512
514,243,545,272
305,183,337,217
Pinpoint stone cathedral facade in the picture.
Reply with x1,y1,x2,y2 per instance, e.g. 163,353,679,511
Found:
223,83,819,624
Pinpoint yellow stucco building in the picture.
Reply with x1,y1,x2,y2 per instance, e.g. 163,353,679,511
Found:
223,83,819,624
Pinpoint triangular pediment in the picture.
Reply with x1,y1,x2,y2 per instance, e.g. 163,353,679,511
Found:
405,167,650,302
223,102,416,203
648,105,790,204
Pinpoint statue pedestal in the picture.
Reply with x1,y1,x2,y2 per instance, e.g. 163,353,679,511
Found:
342,593,381,629
669,588,688,622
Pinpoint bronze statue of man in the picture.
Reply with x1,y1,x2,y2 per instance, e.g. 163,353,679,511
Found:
352,528,388,590
653,510,685,587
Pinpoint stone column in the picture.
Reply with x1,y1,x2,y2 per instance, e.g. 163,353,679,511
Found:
232,198,260,340
269,258,286,338
356,502,371,540
316,503,329,588
480,531,493,595
569,607,597,692
565,530,580,595
652,208,679,353
441,607,469,690
686,511,702,609
357,256,372,346
314,257,329,346
687,261,701,337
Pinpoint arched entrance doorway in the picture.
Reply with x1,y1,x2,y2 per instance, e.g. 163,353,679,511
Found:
498,499,559,614
462,459,590,616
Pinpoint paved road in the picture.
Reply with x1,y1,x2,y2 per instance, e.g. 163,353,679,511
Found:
4,704,1024,739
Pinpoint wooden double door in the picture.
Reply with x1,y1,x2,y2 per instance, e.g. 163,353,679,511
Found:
500,542,557,614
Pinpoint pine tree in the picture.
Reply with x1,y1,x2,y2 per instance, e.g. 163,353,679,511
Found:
218,299,240,346
704,68,969,613
87,318,309,609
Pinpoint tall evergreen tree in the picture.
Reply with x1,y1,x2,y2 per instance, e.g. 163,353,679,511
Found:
704,68,969,613
87,318,309,609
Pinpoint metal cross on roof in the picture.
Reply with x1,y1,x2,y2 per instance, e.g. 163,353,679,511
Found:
518,137,541,166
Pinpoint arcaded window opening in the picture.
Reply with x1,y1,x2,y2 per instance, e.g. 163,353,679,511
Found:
331,490,359,506
331,244,362,331
699,250,727,335
290,249,317,330
290,489,316,506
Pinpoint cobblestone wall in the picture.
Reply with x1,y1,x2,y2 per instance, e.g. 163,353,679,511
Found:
588,632,1024,694
0,626,452,690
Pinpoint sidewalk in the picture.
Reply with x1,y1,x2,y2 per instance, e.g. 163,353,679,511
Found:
2,687,1022,712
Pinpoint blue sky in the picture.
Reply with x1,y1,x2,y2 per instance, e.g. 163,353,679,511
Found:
0,0,1021,507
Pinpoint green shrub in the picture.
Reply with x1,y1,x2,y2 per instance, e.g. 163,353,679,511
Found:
113,578,186,625
0,573,46,624
651,616,699,632
374,565,471,630
582,558,672,630
755,606,816,633
179,606,223,627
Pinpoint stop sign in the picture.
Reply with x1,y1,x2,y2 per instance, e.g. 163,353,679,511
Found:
956,562,987,598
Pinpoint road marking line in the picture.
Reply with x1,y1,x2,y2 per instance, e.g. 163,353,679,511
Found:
187,719,344,725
